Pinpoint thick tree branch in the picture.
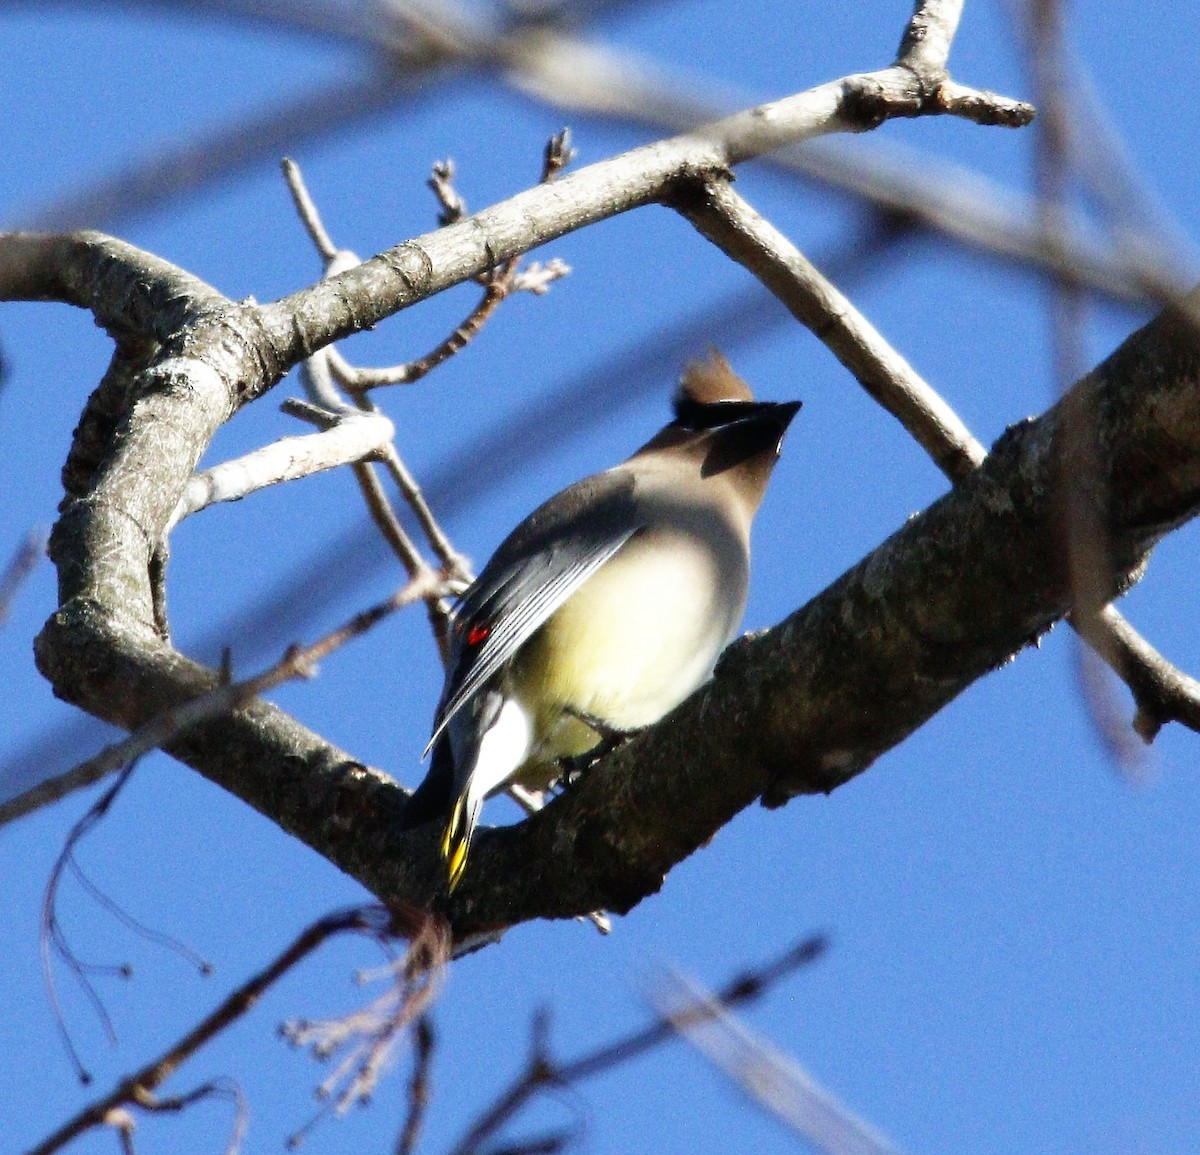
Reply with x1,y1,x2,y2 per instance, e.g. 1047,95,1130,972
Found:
14,31,1196,943
251,54,1030,376
431,290,1200,928
24,269,1200,938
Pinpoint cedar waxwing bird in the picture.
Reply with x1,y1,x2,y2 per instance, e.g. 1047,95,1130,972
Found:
404,352,800,889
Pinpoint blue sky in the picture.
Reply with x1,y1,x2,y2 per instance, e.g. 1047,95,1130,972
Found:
2,2,1199,1153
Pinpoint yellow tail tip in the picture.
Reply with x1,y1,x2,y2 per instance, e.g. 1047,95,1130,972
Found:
442,797,470,890
447,838,469,891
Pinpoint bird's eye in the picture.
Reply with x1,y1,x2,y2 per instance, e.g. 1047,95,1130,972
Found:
466,624,491,646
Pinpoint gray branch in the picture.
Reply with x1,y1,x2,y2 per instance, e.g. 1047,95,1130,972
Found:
23,242,1200,937
7,31,1198,943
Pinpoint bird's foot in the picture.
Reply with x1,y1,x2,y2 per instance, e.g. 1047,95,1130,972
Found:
552,710,635,788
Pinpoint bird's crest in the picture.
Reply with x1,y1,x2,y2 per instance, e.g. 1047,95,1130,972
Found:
677,350,756,408
672,351,761,430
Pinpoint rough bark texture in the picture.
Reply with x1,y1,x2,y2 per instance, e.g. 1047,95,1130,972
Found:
29,261,1200,937
0,45,1176,942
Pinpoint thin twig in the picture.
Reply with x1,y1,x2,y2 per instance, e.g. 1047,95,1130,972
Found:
429,159,468,226
27,906,412,1155
41,765,140,1087
65,852,212,975
339,276,519,388
396,1016,435,1155
375,443,473,583
281,915,450,1149
657,972,902,1155
283,151,568,396
1072,605,1200,743
281,156,340,261
324,138,574,392
447,934,827,1155
129,1078,249,1155
0,528,46,625
540,128,576,183
279,156,500,584
282,157,477,659
0,571,446,830
321,252,570,390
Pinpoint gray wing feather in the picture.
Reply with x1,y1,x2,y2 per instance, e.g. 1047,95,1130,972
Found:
425,469,642,754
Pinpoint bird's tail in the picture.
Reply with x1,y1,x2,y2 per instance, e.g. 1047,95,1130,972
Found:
398,737,477,890
399,734,455,832
442,791,480,891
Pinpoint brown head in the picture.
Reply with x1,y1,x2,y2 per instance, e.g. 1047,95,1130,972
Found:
632,350,801,516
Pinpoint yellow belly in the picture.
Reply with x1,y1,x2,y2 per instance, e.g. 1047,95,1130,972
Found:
507,524,747,779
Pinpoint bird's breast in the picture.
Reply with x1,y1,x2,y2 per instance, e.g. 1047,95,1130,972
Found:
511,519,749,746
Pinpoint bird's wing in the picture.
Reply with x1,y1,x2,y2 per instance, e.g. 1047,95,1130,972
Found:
426,469,642,754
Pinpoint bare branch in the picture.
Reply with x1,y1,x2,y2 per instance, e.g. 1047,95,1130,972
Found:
675,177,985,480
127,1078,248,1155
252,55,1033,369
448,934,827,1155
428,159,468,227
278,390,434,580
0,528,46,625
374,443,473,584
41,765,139,1087
281,156,340,262
1073,606,1200,743
319,141,573,393
658,972,902,1155
505,786,612,935
396,1017,434,1155
541,128,576,183
328,273,535,390
0,571,445,830
280,916,450,1148
41,779,214,1084
167,409,397,530
894,0,962,74
277,156,479,655
934,78,1038,126
27,906,431,1155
